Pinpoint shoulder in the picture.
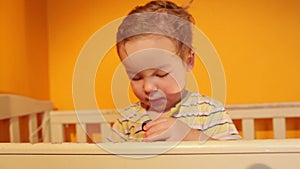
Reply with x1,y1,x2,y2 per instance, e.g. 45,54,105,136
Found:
117,102,148,122
183,92,224,108
174,92,225,117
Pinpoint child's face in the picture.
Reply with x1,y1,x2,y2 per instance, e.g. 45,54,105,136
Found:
120,36,193,112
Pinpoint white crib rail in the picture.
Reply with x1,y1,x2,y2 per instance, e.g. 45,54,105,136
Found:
0,94,54,143
227,102,300,139
1,95,300,143
47,102,300,142
48,110,120,142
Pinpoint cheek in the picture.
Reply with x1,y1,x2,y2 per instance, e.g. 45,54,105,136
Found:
131,82,143,97
159,77,181,93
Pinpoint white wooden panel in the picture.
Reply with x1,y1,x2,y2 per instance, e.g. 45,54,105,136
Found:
1,154,300,169
9,117,20,143
1,140,300,169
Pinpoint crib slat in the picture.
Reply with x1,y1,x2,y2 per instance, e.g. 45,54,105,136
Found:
50,124,64,142
100,123,111,142
273,117,286,139
242,118,255,140
42,112,51,142
9,117,20,143
29,114,38,143
76,124,87,142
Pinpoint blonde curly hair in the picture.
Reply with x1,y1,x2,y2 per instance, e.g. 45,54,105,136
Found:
116,0,195,60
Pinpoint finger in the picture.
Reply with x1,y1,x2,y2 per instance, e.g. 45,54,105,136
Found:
144,128,168,142
144,118,168,130
145,123,169,138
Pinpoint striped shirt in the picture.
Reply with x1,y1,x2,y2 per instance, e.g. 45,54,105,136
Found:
108,92,241,142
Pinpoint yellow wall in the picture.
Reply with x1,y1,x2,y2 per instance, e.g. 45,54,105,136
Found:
47,0,300,109
1,1,299,105
0,0,49,100
2,0,299,109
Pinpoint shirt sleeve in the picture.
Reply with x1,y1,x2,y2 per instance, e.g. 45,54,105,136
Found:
106,120,127,142
201,109,241,140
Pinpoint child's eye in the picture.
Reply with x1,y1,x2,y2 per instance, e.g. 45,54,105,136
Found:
132,76,142,81
156,72,169,78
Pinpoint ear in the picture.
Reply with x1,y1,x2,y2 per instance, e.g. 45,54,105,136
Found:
186,51,195,71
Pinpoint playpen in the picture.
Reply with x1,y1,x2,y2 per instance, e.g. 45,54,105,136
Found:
0,94,300,169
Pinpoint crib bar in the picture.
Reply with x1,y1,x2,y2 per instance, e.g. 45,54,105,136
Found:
50,123,64,142
28,114,38,143
76,124,87,142
273,117,286,139
9,117,20,143
242,118,255,140
100,123,111,142
42,112,51,142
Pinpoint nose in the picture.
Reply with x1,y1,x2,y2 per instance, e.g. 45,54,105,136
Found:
143,77,157,94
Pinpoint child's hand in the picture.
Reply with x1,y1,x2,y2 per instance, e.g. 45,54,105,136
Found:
143,117,191,142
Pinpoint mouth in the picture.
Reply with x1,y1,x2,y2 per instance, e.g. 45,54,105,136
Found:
148,97,166,106
143,97,168,112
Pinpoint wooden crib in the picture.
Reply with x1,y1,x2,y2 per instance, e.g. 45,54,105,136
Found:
1,94,300,169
